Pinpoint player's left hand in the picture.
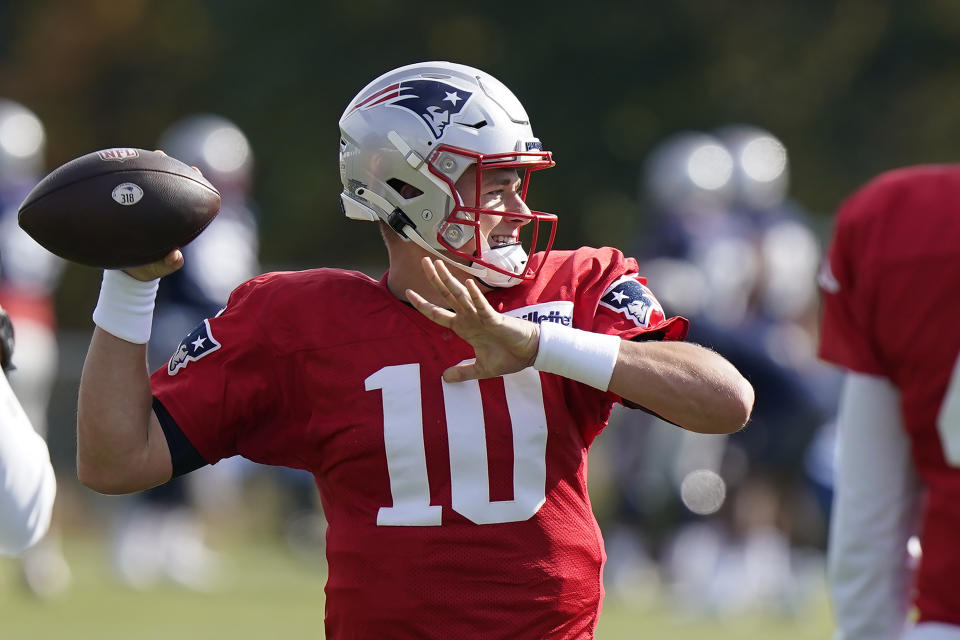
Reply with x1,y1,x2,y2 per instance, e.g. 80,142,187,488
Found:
407,258,539,383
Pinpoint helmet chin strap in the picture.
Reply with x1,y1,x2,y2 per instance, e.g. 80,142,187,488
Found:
472,243,526,288
404,224,525,288
348,185,500,282
399,223,488,278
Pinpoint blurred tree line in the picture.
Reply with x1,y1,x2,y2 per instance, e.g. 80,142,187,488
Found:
1,0,959,327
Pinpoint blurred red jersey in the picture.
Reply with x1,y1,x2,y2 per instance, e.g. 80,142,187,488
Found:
151,247,687,639
819,165,960,625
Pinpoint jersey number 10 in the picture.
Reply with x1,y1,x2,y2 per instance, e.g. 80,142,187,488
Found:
365,363,548,526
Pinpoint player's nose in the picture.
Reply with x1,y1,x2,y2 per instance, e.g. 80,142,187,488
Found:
504,192,532,222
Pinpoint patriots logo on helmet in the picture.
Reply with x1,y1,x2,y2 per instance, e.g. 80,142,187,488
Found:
351,79,473,139
599,276,665,327
167,319,221,375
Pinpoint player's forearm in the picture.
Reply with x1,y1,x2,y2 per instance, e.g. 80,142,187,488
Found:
609,340,753,434
76,327,159,493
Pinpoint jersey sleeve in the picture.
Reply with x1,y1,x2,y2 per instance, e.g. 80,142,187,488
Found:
569,247,688,343
149,275,287,466
555,248,690,440
818,185,886,375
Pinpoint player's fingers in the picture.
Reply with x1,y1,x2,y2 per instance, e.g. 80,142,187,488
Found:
434,260,477,314
420,258,460,309
123,249,184,281
165,248,184,269
442,360,483,383
465,279,498,321
406,289,456,326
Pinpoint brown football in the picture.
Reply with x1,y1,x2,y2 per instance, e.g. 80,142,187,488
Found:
18,148,221,269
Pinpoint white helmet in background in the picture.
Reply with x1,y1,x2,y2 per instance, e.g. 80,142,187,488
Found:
0,99,45,185
715,124,789,211
642,131,735,213
155,114,259,304
0,99,61,293
157,114,254,196
338,61,556,287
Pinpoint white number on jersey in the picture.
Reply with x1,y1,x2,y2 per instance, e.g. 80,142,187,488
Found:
365,362,548,526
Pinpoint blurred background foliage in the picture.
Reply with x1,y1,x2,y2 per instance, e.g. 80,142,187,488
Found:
3,0,960,325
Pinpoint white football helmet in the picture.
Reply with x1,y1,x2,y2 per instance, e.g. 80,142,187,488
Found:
0,98,45,186
157,114,254,196
714,124,789,211
643,131,735,213
338,61,556,287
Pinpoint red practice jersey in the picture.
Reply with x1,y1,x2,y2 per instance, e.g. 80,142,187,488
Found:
819,165,960,625
151,247,687,639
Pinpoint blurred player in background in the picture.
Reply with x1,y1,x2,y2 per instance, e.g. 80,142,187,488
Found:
74,61,754,638
0,302,56,557
603,131,745,604
709,124,837,613
110,114,261,589
610,127,835,614
820,166,960,640
0,98,70,596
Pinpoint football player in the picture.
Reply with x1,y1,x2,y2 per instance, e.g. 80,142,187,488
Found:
76,61,754,638
0,98,63,444
820,166,960,640
0,98,70,596
0,303,56,556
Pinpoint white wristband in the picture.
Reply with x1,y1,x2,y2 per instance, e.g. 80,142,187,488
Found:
533,322,621,391
92,270,159,344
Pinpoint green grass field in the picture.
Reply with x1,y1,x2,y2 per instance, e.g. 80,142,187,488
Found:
0,532,833,639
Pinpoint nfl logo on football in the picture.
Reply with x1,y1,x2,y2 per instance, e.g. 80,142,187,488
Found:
98,148,140,162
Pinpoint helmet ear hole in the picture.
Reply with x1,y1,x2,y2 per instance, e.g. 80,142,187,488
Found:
386,178,424,200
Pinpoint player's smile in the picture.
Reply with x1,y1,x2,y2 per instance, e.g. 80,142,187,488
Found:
489,232,520,248
486,211,526,250
456,165,531,256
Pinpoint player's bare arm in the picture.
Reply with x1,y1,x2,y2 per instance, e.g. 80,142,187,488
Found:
72,151,200,494
608,339,753,434
410,257,753,435
76,249,183,494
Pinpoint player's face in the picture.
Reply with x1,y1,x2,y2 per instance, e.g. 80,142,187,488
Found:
454,165,531,251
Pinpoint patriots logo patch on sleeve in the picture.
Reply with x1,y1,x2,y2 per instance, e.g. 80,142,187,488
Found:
167,319,221,376
599,276,665,327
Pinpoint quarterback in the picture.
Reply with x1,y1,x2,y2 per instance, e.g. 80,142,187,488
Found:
821,166,960,640
76,62,753,639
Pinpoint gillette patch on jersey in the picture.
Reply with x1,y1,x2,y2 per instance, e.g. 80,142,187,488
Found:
504,301,574,326
168,319,221,375
599,276,664,327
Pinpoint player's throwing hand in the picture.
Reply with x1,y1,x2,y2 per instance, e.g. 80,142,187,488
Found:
407,258,540,383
